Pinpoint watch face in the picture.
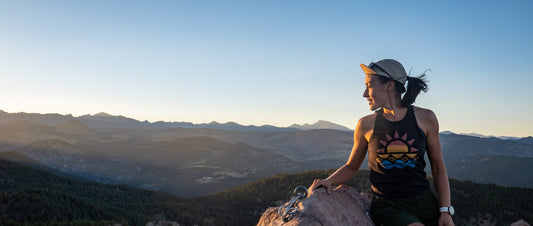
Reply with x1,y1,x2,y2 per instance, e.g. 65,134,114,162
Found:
449,206,455,215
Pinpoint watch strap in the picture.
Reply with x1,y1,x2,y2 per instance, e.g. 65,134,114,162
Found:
439,206,454,215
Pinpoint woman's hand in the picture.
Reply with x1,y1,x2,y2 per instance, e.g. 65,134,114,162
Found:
309,179,332,196
438,213,454,226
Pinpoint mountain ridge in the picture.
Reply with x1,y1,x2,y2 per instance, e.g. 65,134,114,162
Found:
289,120,352,131
440,130,529,141
1,110,529,138
0,110,347,131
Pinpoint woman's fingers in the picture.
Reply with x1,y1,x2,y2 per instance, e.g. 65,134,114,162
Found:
309,179,332,194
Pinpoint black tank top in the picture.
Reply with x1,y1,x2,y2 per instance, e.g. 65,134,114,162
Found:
368,106,429,198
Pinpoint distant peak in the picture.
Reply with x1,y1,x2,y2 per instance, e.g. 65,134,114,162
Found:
313,120,335,126
290,120,351,131
93,112,113,117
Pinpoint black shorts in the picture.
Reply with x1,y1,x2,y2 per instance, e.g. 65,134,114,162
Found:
370,188,440,226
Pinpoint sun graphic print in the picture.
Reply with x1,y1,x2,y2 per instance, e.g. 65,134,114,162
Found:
377,130,420,169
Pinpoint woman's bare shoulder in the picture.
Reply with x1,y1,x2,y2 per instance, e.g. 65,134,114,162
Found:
357,112,377,131
413,106,439,134
413,106,437,121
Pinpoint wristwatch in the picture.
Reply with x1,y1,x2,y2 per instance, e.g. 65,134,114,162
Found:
439,206,455,215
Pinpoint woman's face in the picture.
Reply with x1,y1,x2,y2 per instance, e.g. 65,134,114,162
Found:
363,74,391,111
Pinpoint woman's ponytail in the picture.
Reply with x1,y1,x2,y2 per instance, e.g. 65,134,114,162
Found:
401,72,429,107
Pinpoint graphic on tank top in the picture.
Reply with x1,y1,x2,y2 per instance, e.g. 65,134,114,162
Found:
376,129,420,169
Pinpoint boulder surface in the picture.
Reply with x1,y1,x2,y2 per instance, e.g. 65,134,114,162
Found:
511,219,531,226
257,185,374,226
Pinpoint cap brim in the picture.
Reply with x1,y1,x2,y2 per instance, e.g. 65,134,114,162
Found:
360,63,376,75
360,63,390,79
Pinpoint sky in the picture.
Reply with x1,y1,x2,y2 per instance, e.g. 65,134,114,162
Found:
0,1,532,137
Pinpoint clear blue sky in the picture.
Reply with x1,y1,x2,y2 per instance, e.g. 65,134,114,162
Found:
1,1,532,137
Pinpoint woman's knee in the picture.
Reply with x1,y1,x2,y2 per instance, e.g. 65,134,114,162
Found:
408,223,425,226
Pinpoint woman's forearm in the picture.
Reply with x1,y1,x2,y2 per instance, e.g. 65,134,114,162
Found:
432,165,451,206
325,164,359,186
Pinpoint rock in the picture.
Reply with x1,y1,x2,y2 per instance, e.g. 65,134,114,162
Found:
257,185,374,225
511,219,530,226
146,221,180,226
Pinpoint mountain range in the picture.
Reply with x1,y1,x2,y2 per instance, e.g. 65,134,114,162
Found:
0,110,348,131
0,109,532,197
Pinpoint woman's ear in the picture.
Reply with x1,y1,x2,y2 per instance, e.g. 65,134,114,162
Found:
387,80,396,92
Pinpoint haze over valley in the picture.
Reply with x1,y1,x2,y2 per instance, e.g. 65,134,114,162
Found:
1,110,532,197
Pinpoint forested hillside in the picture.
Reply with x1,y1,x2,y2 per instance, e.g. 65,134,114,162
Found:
1,159,531,225
0,159,189,225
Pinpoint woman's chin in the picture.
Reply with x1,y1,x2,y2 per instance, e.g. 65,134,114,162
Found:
369,104,379,111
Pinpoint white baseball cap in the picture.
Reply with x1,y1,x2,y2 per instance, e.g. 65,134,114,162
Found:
360,59,408,85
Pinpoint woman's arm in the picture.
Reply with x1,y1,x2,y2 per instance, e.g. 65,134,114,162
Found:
423,109,454,225
309,116,370,194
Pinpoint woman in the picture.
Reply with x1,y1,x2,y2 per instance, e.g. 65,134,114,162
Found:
309,59,454,226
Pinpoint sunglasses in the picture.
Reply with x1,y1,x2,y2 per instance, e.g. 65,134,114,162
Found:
369,62,393,79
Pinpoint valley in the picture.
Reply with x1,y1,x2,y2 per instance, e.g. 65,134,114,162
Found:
0,110,532,197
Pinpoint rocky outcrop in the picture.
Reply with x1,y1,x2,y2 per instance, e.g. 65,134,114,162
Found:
511,219,530,226
257,185,374,226
146,221,180,226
